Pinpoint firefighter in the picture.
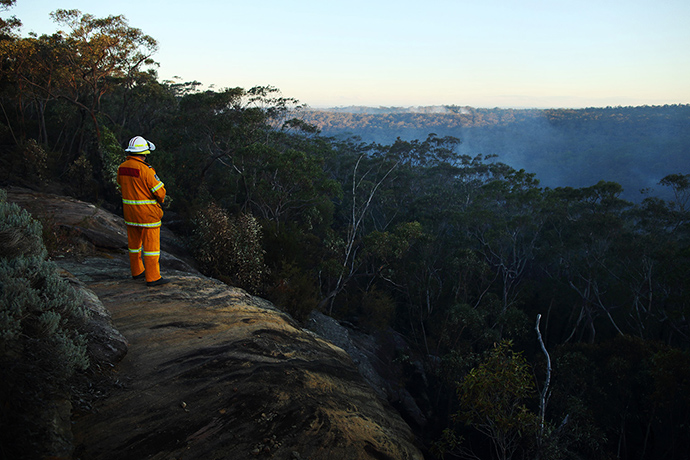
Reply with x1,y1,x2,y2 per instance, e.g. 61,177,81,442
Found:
116,136,170,287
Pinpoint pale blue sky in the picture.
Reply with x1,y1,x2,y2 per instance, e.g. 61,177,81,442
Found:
6,0,690,108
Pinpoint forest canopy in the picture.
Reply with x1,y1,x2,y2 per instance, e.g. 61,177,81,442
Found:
1,4,689,459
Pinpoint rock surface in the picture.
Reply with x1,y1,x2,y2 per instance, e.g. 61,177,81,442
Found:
5,185,194,272
7,188,424,460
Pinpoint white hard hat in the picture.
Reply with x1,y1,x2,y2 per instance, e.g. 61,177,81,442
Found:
125,136,156,153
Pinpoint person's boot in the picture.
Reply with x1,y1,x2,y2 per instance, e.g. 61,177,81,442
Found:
132,272,145,280
146,277,170,287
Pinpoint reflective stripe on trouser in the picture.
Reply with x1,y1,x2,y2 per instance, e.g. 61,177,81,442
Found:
126,225,161,282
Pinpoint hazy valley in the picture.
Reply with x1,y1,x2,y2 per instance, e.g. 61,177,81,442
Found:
300,104,690,201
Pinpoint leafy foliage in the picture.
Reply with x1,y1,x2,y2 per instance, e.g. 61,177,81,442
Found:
439,341,538,460
0,189,90,459
191,202,266,294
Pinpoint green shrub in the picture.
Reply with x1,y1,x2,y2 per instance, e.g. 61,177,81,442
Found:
21,139,49,183
100,125,126,188
0,188,90,459
66,154,96,198
438,341,538,460
192,202,267,294
0,192,45,260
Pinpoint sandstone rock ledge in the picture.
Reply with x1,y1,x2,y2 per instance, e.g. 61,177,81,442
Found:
6,187,423,460
64,257,422,460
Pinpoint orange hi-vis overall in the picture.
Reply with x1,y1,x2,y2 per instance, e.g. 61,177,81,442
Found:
116,156,166,282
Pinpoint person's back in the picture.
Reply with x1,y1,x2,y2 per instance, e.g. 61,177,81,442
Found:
118,155,165,228
116,136,170,287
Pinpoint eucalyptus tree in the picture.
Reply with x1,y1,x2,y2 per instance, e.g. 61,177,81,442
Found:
465,168,544,321
156,85,344,309
0,0,19,38
540,182,632,343
160,85,338,225
0,27,80,148
48,9,157,142
317,134,469,317
0,8,158,188
626,174,690,344
316,137,403,314
439,341,539,460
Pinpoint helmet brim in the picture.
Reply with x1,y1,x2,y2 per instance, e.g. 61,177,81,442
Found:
125,139,156,153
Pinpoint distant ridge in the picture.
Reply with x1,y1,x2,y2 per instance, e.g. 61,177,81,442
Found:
304,104,689,114
304,105,473,114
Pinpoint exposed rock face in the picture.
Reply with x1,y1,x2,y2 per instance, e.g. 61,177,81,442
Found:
5,185,194,272
307,311,389,399
6,188,424,460
306,312,431,432
59,269,129,366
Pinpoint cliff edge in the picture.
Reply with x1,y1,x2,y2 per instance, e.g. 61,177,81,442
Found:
6,187,423,460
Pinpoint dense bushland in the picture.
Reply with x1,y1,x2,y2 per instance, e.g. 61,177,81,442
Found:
1,4,689,459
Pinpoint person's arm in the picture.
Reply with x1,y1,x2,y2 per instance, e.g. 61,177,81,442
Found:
148,169,166,205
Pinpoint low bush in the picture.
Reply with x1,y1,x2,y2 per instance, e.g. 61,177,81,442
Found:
192,202,267,294
0,189,90,459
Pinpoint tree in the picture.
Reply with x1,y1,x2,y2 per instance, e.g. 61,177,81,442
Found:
540,182,632,343
443,341,538,460
467,169,543,318
161,86,316,204
0,9,158,190
318,134,466,316
549,337,690,460
48,9,157,140
0,0,20,39
627,175,690,344
318,139,401,314
658,173,690,230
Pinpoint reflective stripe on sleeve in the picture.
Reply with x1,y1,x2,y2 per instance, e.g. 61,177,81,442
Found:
124,220,161,228
151,182,164,193
123,198,158,205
